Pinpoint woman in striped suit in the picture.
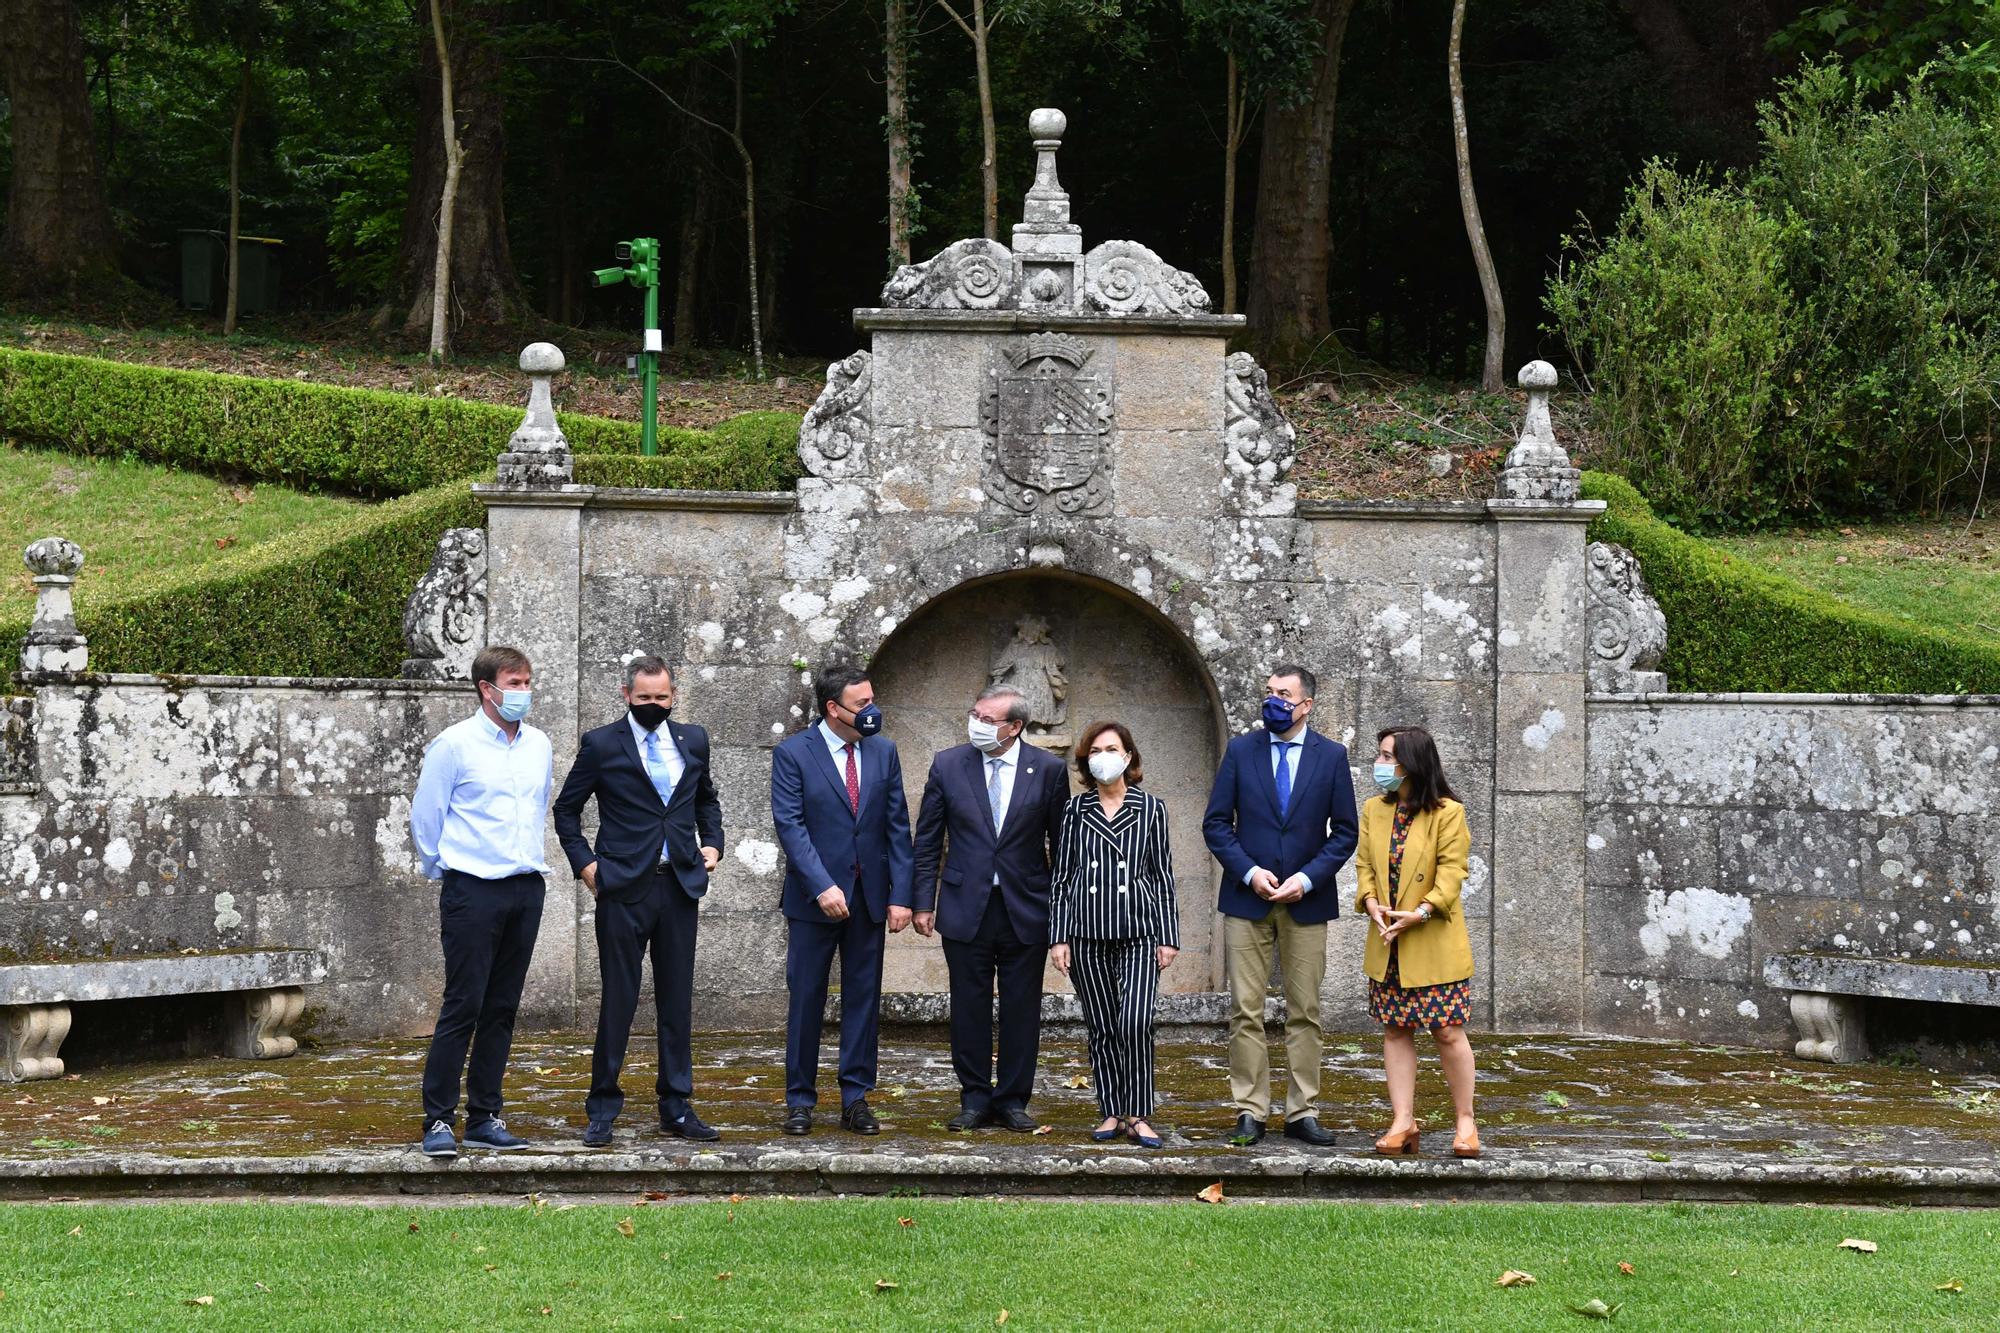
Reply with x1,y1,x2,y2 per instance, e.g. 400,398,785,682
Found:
1048,721,1179,1148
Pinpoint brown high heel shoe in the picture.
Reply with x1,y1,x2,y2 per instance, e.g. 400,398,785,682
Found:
1451,1127,1482,1159
1373,1126,1420,1155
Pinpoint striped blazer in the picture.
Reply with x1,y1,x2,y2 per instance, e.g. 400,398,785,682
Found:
1048,787,1179,948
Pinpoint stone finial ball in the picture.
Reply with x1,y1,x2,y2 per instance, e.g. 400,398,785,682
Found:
519,342,566,375
1518,360,1558,390
25,536,84,577
1028,108,1067,139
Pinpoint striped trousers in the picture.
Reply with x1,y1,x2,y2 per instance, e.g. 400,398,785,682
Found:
1071,937,1159,1118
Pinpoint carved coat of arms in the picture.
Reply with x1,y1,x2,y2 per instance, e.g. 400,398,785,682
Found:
980,333,1113,514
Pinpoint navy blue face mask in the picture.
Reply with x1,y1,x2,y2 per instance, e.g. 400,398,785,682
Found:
850,702,884,736
1261,695,1297,731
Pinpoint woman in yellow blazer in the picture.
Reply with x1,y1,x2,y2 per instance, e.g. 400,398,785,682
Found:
1355,725,1479,1158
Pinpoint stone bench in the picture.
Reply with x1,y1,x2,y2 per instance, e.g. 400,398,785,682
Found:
1763,953,2000,1063
1,949,325,1083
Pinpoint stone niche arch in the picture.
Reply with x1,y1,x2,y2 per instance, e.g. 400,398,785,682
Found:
866,564,1230,998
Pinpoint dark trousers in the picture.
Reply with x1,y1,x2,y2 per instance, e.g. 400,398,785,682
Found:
784,908,885,1110
1071,937,1159,1119
587,868,700,1125
942,892,1046,1113
421,868,545,1129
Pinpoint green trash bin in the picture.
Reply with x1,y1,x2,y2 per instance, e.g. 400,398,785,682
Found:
178,230,284,313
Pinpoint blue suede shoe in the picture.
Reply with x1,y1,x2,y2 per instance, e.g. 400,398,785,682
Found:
582,1118,615,1147
464,1117,528,1151
421,1119,458,1159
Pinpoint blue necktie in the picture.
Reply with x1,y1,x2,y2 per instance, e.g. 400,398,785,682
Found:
644,730,674,859
1275,741,1293,818
988,757,1005,832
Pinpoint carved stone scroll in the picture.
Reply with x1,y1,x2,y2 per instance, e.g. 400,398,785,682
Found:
882,238,1017,310
799,351,872,478
1083,240,1213,317
1585,541,1668,693
402,528,488,681
1222,351,1297,513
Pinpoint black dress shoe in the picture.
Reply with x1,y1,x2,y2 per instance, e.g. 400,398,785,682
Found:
994,1108,1038,1133
1282,1115,1337,1147
581,1118,614,1147
841,1100,881,1135
664,1109,720,1142
1231,1112,1267,1145
947,1107,994,1132
782,1108,813,1136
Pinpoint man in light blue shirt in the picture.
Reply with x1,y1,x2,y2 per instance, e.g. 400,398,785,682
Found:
408,644,553,1159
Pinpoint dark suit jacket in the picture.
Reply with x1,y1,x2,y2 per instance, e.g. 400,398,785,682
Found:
1201,727,1359,925
553,718,724,901
904,741,1069,943
769,725,914,925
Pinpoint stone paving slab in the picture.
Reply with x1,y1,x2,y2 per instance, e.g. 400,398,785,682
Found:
3,1032,1996,1205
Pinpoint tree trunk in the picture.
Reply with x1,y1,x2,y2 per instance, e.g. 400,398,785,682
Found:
1243,0,1357,364
885,0,915,267
673,174,708,353
0,0,118,293
388,3,522,339
426,0,462,362
973,0,997,241
1449,0,1505,392
731,44,766,381
1221,53,1241,316
223,58,252,335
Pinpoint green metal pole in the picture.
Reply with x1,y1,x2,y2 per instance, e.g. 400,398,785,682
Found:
641,272,660,458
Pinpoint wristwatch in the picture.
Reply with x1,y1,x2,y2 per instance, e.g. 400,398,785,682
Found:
1416,903,1433,922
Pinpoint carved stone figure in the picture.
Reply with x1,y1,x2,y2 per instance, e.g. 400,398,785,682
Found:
980,333,1114,515
402,528,489,681
799,351,872,478
496,342,573,487
1222,351,1297,512
882,238,1017,310
1083,240,1213,317
1586,540,1668,693
1495,360,1580,502
990,615,1068,735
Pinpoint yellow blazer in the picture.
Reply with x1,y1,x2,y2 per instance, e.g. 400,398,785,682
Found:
1353,796,1474,989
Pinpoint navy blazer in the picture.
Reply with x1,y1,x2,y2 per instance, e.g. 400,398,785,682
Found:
553,718,724,901
769,725,915,925
905,741,1069,943
1201,727,1359,925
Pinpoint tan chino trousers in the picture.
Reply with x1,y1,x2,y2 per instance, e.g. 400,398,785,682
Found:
1224,906,1327,1121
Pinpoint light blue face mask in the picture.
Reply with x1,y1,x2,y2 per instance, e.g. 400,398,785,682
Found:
1372,761,1402,794
492,686,532,722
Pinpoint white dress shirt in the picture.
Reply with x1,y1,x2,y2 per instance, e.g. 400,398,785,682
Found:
819,718,860,790
409,710,553,880
629,713,686,789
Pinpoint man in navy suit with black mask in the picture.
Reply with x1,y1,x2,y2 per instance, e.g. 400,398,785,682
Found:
555,655,724,1146
1203,663,1358,1147
903,684,1068,1132
770,663,914,1136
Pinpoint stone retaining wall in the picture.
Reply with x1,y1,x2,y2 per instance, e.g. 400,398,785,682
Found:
1584,693,2000,1046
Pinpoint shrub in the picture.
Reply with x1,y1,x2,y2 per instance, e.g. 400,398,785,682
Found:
0,348,805,498
1549,65,2000,529
1583,471,2000,692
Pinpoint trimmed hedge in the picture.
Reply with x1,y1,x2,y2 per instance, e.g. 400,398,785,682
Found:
1582,471,2000,693
0,348,803,498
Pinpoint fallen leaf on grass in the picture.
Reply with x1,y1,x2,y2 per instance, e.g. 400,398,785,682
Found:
408,1221,421,1233
874,1280,900,1293
539,1306,552,1317
1617,1262,1635,1275
254,1283,269,1293
1196,1182,1225,1204
616,1217,636,1238
1568,1299,1622,1319
483,1265,498,1273
91,1096,113,1106
185,1296,215,1307
1936,1279,1964,1293
66,1225,82,1237
715,1272,733,1282
1497,1270,1536,1288
727,1193,744,1204
1065,1075,1089,1089
644,1190,670,1202
1838,1238,1878,1254
897,1217,915,1228
214,536,237,550
553,1204,576,1213
1032,1125,1054,1136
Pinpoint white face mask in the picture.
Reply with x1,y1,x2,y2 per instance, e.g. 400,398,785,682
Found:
1088,751,1129,785
967,716,1003,752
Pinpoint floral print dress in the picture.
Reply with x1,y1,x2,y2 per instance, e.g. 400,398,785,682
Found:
1367,805,1473,1030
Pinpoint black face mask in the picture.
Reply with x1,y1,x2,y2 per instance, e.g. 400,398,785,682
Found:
629,702,672,731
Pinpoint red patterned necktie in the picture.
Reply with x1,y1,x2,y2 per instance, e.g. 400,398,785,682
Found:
844,743,860,814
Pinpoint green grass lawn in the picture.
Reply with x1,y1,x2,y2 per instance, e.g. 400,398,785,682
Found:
0,1198,1990,1331
1710,519,2000,652
3,439,359,623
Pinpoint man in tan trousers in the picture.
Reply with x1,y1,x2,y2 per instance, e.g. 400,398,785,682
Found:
1201,665,1360,1145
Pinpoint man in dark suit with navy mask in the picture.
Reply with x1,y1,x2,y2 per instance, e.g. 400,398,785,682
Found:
903,685,1068,1132
554,655,724,1146
1203,663,1358,1147
770,663,914,1136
